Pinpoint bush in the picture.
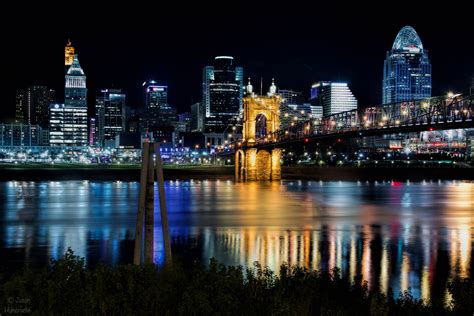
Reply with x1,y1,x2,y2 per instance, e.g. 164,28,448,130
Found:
0,248,472,315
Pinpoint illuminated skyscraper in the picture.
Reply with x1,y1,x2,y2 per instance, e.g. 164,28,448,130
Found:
49,103,65,146
95,89,126,145
65,39,75,67
311,81,357,116
382,26,431,104
140,80,177,143
65,55,87,107
202,56,243,133
141,80,176,128
63,54,88,146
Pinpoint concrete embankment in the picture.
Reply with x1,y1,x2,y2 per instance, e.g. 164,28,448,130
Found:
0,165,472,181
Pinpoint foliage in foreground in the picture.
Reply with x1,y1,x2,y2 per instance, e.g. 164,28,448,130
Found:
0,249,473,315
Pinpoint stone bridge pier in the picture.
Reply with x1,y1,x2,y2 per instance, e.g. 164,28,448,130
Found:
235,148,281,181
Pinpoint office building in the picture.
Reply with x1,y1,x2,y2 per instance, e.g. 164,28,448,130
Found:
140,80,177,144
177,112,191,132
190,102,204,132
141,80,176,128
0,123,43,146
126,108,140,133
141,80,177,134
382,25,432,104
89,117,96,146
49,103,87,147
15,86,55,127
310,105,323,119
202,56,243,133
49,103,65,146
278,89,304,106
310,81,357,116
95,89,126,146
65,55,87,108
62,54,88,146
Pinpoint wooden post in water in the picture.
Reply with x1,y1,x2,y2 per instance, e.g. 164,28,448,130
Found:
154,143,172,265
134,142,150,265
134,142,172,265
144,144,155,264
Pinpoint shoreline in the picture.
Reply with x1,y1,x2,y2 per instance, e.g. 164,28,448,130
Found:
0,165,473,181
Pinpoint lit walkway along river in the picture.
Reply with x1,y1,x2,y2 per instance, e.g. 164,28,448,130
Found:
1,180,473,301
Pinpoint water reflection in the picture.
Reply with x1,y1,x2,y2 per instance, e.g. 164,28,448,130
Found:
0,180,472,301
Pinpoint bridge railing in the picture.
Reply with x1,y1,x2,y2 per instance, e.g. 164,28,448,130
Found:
219,92,473,153
254,93,473,145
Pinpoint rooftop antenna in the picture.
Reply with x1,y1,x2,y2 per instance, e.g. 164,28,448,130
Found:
260,77,263,96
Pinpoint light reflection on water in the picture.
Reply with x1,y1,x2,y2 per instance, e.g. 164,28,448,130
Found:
0,180,473,301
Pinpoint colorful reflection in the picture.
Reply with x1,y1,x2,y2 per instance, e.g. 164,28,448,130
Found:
0,180,472,302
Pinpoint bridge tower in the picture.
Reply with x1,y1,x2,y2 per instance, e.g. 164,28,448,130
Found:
236,79,282,181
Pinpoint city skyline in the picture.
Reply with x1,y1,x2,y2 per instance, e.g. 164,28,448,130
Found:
2,8,473,121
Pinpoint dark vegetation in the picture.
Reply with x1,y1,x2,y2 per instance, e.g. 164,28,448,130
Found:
1,249,473,315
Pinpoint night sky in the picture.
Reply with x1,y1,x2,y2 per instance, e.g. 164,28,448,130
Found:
2,5,473,121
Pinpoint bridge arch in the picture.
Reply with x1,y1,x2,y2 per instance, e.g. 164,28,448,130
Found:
255,113,268,138
234,149,245,182
243,95,281,145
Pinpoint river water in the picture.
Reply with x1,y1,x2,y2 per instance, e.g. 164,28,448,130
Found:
0,180,472,301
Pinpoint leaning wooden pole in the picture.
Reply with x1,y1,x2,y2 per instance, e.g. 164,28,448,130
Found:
144,144,155,264
134,142,150,265
154,142,172,265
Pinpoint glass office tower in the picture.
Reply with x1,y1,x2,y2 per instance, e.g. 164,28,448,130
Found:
202,56,243,133
382,26,431,104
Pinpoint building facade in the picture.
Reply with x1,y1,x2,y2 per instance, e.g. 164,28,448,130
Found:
190,102,204,132
0,123,43,146
89,117,96,146
278,89,304,107
62,55,88,146
15,86,55,127
202,56,243,133
382,25,432,104
49,103,65,146
141,80,176,131
95,89,126,146
310,105,323,119
310,81,358,116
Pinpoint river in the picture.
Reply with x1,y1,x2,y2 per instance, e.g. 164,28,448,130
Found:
0,180,473,301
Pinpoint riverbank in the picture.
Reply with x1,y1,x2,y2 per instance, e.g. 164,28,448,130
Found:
0,164,473,181
1,249,471,314
0,165,234,181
